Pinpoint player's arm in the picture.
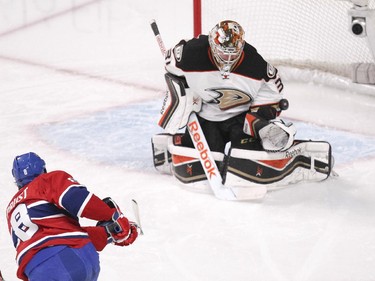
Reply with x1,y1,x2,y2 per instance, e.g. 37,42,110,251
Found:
78,193,138,249
158,40,202,134
81,197,138,251
164,40,187,76
78,193,138,248
81,225,109,251
243,62,296,151
50,171,137,248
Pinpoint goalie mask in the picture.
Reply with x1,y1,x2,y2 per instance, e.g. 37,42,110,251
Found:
209,20,245,77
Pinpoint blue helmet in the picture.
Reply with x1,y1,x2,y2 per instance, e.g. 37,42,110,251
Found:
12,152,46,188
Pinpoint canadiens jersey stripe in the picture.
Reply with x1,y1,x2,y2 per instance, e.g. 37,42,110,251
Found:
27,200,72,220
16,231,89,265
60,185,91,216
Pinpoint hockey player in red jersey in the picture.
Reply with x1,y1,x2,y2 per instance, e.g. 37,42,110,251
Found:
6,152,138,281
152,20,333,193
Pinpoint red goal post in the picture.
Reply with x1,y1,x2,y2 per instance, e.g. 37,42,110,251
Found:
193,0,375,87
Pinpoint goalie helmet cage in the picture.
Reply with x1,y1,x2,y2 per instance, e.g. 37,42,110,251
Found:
193,0,375,89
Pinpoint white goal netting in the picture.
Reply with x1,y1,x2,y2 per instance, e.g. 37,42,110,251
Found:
200,0,375,82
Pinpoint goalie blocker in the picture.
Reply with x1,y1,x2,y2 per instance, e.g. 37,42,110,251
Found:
152,133,333,190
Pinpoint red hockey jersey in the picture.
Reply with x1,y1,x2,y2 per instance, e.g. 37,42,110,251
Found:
6,170,114,280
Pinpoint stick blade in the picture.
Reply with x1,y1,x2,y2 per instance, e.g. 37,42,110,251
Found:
231,186,267,201
131,199,144,235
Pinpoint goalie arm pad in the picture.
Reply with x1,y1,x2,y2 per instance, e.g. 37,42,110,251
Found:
158,72,202,134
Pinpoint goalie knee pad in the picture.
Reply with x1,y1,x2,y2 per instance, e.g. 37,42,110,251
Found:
223,140,332,189
152,133,225,183
151,134,173,175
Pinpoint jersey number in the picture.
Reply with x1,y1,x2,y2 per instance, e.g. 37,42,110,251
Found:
11,204,38,242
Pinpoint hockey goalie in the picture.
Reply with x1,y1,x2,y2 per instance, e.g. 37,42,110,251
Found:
151,20,334,198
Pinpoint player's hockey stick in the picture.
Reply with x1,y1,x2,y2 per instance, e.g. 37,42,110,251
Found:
102,197,144,235
150,19,267,200
132,199,144,235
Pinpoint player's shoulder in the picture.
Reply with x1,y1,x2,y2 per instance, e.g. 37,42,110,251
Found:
177,34,209,50
174,35,216,71
186,34,209,48
234,42,277,80
49,170,71,176
40,170,79,184
43,170,71,178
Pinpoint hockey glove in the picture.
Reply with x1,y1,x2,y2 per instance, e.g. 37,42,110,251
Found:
114,225,138,246
258,119,296,152
98,197,138,246
104,211,131,243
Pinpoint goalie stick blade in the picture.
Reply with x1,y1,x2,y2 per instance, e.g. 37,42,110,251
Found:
211,183,237,201
230,185,267,201
131,199,144,235
210,184,267,201
177,180,267,200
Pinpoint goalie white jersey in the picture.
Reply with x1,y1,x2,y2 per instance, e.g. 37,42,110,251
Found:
164,35,284,122
152,26,334,199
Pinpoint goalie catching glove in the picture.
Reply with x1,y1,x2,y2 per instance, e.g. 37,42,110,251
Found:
258,119,296,151
244,112,296,152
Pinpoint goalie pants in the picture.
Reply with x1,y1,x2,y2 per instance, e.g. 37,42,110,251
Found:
180,113,263,152
24,243,100,281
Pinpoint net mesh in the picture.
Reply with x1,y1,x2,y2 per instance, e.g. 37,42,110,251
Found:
201,0,375,77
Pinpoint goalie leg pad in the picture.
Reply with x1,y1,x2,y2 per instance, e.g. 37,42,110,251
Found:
151,133,174,174
223,140,332,189
168,143,224,184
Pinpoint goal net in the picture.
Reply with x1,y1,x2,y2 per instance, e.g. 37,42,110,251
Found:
195,0,375,90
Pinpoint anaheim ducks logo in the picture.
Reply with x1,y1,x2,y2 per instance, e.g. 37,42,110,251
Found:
206,88,252,110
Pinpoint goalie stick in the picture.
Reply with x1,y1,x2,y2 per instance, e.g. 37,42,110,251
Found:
150,20,167,56
150,19,267,200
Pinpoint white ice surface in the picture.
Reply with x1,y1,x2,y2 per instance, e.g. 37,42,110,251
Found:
1,1,375,280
